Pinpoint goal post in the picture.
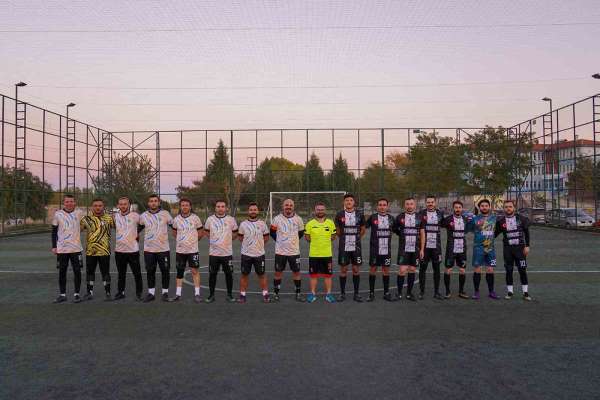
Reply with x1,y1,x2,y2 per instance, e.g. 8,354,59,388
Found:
267,191,347,223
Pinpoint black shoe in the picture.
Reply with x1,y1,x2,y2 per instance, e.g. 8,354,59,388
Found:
114,292,126,301
83,293,93,301
194,295,202,304
104,293,112,301
136,294,143,302
338,293,346,302
366,293,375,302
205,295,216,303
272,293,280,302
523,292,533,301
226,295,236,303
504,292,514,300
395,292,402,301
161,293,171,302
172,295,181,302
73,294,82,303
418,292,425,300
444,292,452,299
53,295,67,304
433,292,444,300
458,292,469,300
353,293,363,302
383,293,394,302
405,293,417,302
143,294,155,303
295,293,306,303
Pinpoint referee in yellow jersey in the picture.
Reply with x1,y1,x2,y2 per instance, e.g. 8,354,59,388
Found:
304,202,337,303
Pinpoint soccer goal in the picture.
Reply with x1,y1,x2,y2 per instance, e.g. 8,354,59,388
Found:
267,191,347,222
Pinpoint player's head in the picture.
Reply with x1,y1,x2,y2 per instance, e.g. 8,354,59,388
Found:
282,198,295,216
376,198,388,214
117,196,130,213
503,200,515,216
426,195,436,211
214,199,227,216
343,194,355,211
314,202,326,218
247,202,259,219
452,200,463,216
91,198,105,215
404,197,416,213
477,199,491,215
147,194,160,211
63,194,76,211
179,198,192,215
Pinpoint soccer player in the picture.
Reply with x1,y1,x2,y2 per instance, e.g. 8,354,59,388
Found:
334,193,365,302
365,198,396,302
494,200,532,301
270,199,305,302
171,198,203,303
441,200,472,299
51,194,85,303
81,198,114,301
393,197,423,301
139,194,173,303
418,195,445,300
204,199,238,303
237,202,270,304
471,199,500,300
305,202,337,303
113,196,143,301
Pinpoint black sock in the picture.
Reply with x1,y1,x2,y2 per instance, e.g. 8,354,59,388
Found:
444,273,451,294
225,273,233,296
418,266,426,293
473,272,481,291
459,274,466,293
294,279,301,294
104,282,111,295
209,272,217,296
87,283,93,294
369,274,376,293
339,276,347,295
352,274,360,293
383,275,390,294
273,278,282,294
397,275,405,296
486,273,495,292
407,272,415,294
433,264,441,294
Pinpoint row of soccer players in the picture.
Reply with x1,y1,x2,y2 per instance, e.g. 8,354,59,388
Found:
51,193,532,304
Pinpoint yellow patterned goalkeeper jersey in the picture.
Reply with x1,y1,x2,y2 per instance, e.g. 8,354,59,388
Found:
81,214,114,256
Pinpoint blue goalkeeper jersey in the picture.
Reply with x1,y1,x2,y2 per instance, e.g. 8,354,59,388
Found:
472,213,497,253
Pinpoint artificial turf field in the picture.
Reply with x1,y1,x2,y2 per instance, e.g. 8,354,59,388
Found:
1,226,599,399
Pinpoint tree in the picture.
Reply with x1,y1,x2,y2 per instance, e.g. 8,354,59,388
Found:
253,157,304,208
0,166,53,221
357,161,404,205
385,151,410,177
93,153,156,211
329,153,355,191
566,157,600,201
303,152,326,191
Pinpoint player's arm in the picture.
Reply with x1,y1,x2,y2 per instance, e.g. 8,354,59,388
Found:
51,225,58,254
494,219,502,238
331,226,337,241
522,216,531,255
269,223,277,240
419,227,425,259
237,225,244,242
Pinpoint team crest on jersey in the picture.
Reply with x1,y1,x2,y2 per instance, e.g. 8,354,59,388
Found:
373,219,378,225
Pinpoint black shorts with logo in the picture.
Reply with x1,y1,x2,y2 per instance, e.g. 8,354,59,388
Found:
445,252,467,268
56,252,83,270
397,252,418,267
274,254,301,273
422,248,442,265
338,250,363,266
503,245,528,269
209,255,233,274
241,254,266,275
309,257,333,277
369,254,392,267
176,252,200,269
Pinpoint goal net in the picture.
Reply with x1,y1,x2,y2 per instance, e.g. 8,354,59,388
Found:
267,191,347,223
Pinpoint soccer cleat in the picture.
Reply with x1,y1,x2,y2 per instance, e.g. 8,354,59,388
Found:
194,295,202,304
405,294,417,302
83,293,93,301
458,292,469,300
205,295,216,303
383,293,394,302
73,294,82,303
471,291,480,300
226,295,236,303
337,293,346,302
444,292,452,299
172,295,181,302
504,292,513,300
488,291,499,300
433,292,444,300
395,292,402,301
161,293,170,302
523,292,532,301
136,294,143,302
238,294,247,304
262,294,271,303
272,293,280,302
143,294,155,303
306,293,317,303
295,293,306,303
353,293,364,302
325,293,336,303
53,295,67,304
418,292,425,300
113,292,126,301
366,292,375,302
104,293,112,301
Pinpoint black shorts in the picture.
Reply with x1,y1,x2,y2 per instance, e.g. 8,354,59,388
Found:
338,250,363,266
397,252,418,267
209,255,233,274
445,252,467,268
309,257,333,278
274,254,301,273
422,248,442,265
176,252,200,269
503,246,528,269
144,251,171,271
369,254,392,267
56,252,83,270
241,254,266,275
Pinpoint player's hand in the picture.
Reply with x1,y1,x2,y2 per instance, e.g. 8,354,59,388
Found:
523,246,529,257
51,248,57,255
419,250,424,260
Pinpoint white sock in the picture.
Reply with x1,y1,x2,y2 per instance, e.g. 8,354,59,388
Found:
148,288,155,295
262,290,268,296
162,288,169,294
195,287,200,296
240,291,246,296
507,285,513,293
522,285,528,293
176,287,182,296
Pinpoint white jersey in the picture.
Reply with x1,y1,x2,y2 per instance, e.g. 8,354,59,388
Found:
139,209,173,253
114,211,140,253
204,215,238,256
172,213,203,254
271,213,304,256
52,209,85,253
239,219,269,257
